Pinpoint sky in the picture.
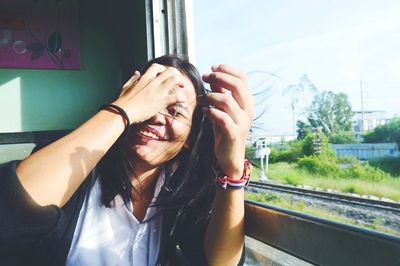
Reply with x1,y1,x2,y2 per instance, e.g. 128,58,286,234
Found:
193,0,400,136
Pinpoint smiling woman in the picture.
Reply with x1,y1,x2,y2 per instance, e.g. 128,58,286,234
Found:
0,54,254,266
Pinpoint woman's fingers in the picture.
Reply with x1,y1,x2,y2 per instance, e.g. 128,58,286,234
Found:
124,70,141,88
155,67,185,90
120,70,141,96
202,106,237,137
137,63,167,88
203,65,255,119
211,64,247,80
141,63,167,80
151,68,187,106
203,72,248,110
128,66,186,106
198,92,242,124
120,63,170,97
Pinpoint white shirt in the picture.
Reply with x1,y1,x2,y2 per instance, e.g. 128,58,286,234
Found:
66,172,165,266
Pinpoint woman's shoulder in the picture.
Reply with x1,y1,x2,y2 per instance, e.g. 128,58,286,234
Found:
0,161,98,265
0,160,98,234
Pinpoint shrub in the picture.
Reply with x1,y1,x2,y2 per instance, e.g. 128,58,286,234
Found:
368,157,400,177
303,131,336,158
341,163,390,181
337,156,359,164
297,155,340,176
269,146,303,163
258,130,337,165
283,173,302,186
269,135,324,164
363,118,400,144
301,134,315,156
329,131,358,144
297,154,391,181
343,185,356,193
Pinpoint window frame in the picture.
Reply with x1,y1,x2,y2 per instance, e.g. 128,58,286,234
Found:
146,0,195,61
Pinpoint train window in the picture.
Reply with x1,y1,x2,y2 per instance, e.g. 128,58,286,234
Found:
193,1,400,237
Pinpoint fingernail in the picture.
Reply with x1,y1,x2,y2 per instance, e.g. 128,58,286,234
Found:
211,65,219,71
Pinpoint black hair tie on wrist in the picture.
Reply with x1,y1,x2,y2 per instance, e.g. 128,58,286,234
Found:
99,104,130,133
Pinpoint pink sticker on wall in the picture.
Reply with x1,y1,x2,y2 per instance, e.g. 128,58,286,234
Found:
0,0,80,70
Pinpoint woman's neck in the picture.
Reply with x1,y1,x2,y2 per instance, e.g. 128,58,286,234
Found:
130,163,162,222
131,163,162,194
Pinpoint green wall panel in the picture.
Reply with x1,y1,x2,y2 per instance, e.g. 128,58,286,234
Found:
0,0,140,133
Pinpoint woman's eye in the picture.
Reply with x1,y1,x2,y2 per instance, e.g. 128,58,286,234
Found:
168,108,182,117
174,111,184,118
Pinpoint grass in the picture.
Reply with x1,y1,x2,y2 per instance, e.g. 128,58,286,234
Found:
245,191,400,236
251,162,400,201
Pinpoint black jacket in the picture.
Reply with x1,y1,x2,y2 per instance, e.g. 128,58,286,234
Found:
0,161,245,266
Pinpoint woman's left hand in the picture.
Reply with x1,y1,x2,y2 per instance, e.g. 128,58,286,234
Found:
200,65,255,179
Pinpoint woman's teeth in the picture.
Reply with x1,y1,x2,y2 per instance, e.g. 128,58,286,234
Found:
140,130,161,140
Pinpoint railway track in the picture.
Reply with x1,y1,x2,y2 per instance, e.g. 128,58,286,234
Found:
248,181,400,213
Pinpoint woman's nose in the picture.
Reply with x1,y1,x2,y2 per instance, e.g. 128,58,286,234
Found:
150,111,168,125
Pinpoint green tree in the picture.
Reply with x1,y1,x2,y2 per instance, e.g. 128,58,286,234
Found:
306,91,353,136
329,131,358,144
284,74,317,136
363,118,400,144
296,120,311,140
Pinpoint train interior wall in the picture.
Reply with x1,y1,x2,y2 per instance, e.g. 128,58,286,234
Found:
0,0,147,133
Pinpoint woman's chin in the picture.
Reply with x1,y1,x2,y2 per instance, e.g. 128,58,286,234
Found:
131,146,166,165
131,144,182,167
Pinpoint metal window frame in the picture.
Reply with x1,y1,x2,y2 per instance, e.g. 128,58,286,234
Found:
145,0,195,61
245,200,400,266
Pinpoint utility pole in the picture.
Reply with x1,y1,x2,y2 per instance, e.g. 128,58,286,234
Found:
291,96,296,138
360,80,365,133
255,138,268,181
260,151,266,181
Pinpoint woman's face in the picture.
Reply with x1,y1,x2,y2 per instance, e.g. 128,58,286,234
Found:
127,73,197,167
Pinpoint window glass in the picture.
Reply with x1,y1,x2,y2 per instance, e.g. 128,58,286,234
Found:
194,0,400,237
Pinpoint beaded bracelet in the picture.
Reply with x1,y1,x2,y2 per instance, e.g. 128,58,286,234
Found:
99,104,130,133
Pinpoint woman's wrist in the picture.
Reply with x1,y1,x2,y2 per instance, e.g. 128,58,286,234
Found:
111,99,143,125
218,154,246,180
217,160,251,190
99,104,130,133
97,108,126,135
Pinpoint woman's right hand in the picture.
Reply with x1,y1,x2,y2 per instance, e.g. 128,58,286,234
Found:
112,63,188,124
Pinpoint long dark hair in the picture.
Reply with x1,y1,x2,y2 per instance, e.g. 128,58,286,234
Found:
97,54,217,263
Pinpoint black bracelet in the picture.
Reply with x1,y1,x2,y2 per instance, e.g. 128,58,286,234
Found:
99,104,130,133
